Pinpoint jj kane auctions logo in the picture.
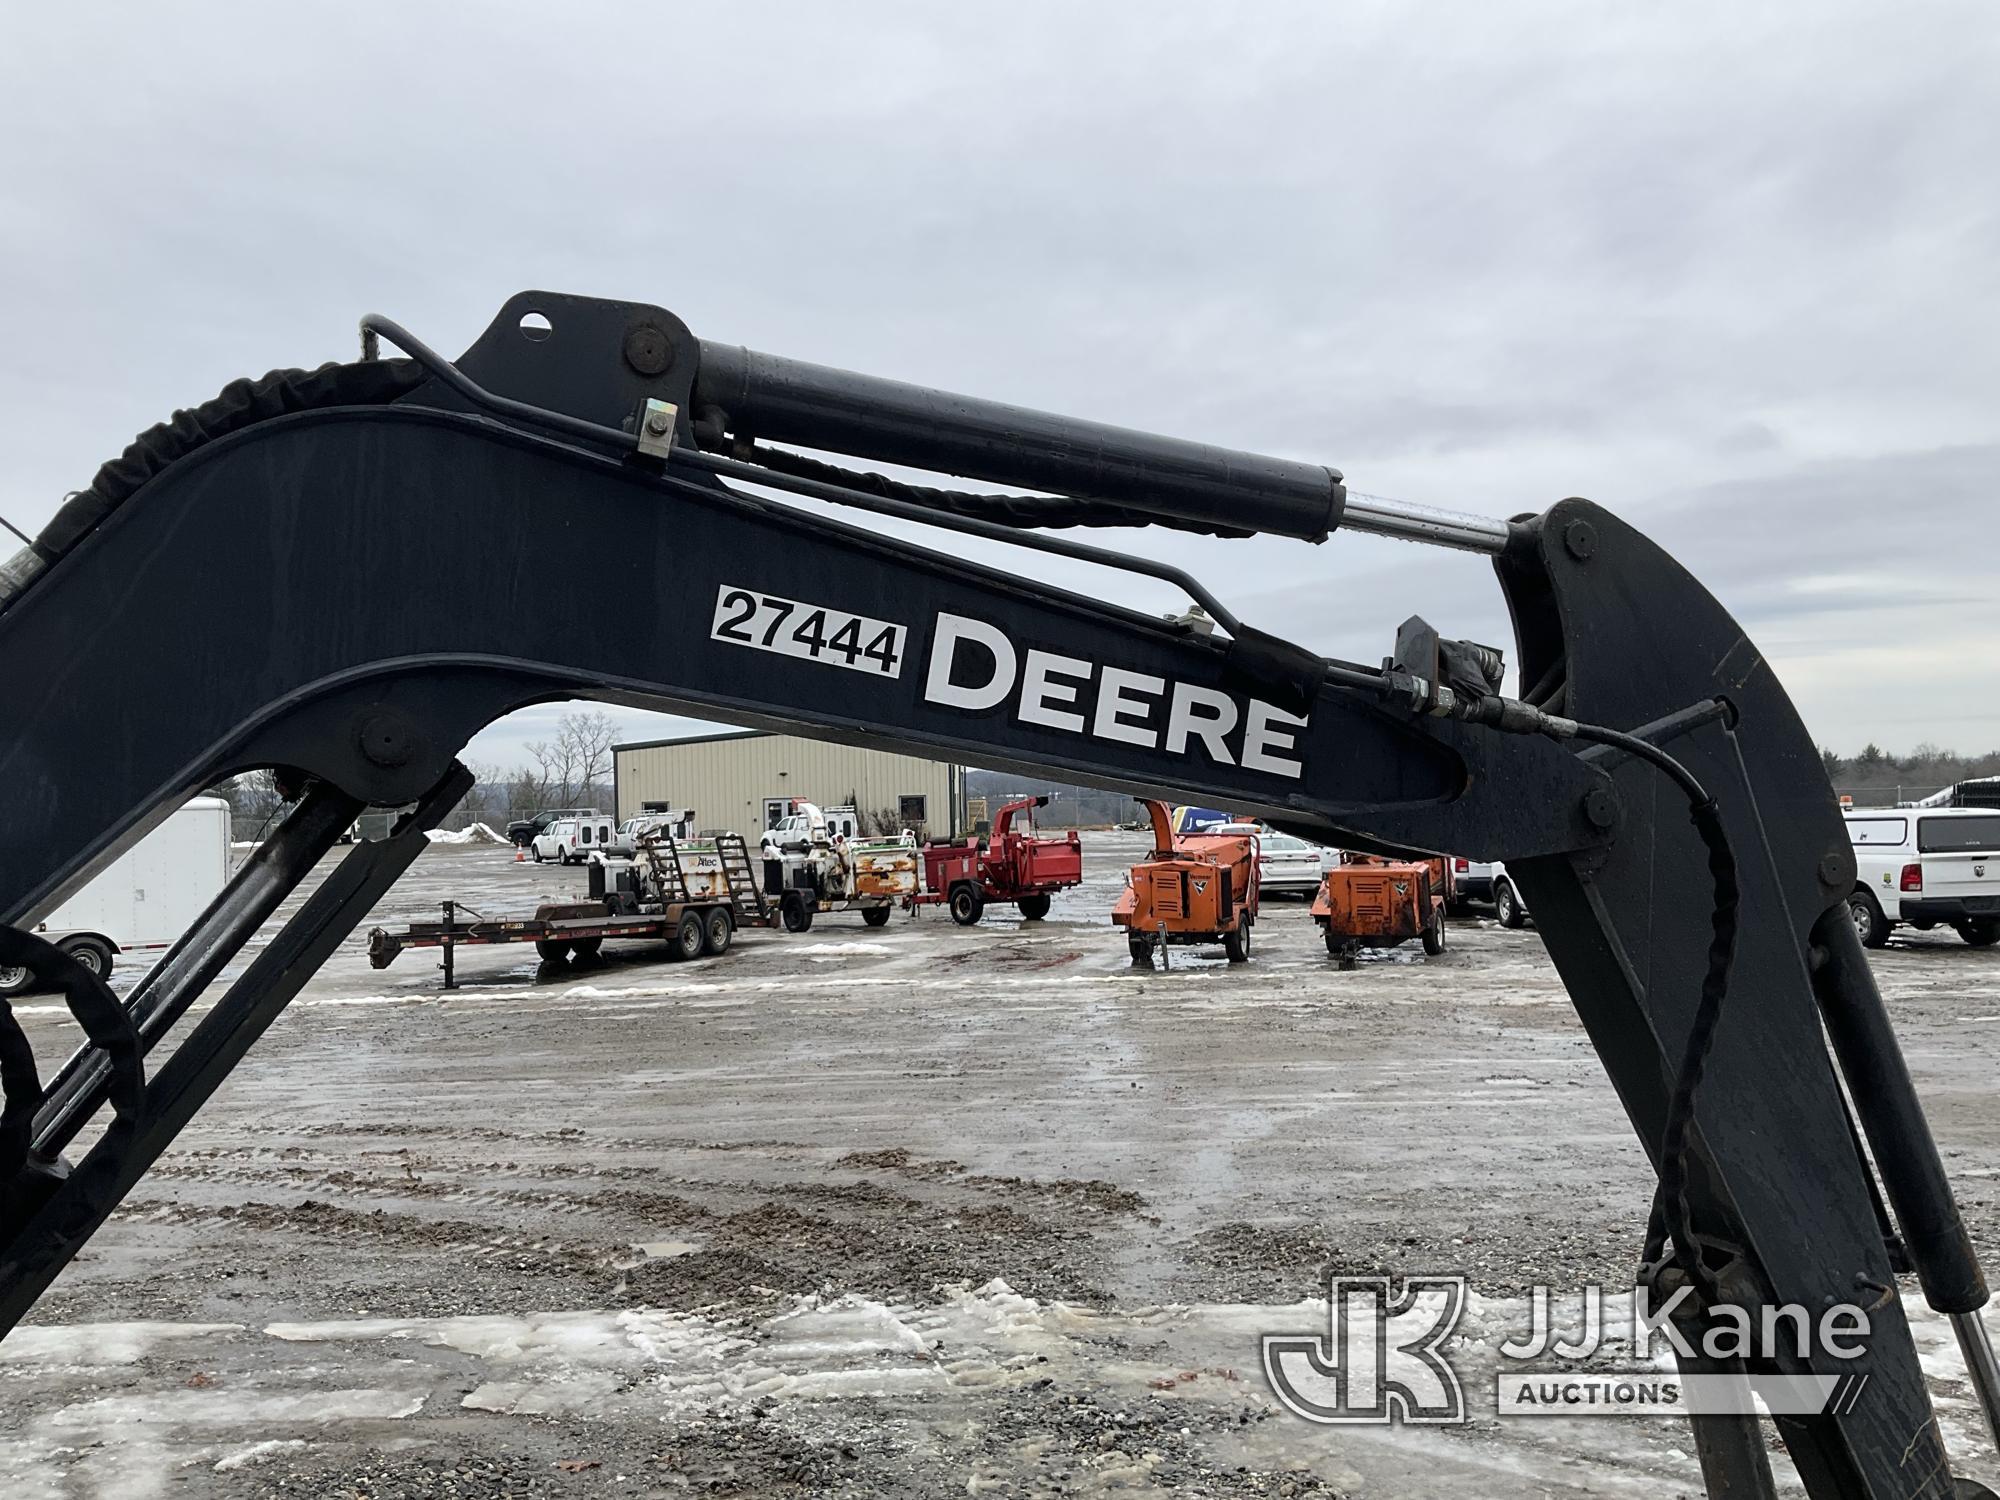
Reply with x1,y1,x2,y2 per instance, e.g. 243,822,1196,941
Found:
1262,1276,1875,1422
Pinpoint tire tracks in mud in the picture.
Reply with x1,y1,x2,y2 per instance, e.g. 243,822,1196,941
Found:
123,1136,1161,1319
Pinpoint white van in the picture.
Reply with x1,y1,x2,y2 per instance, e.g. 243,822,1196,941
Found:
0,796,233,995
1845,807,2000,947
532,814,616,865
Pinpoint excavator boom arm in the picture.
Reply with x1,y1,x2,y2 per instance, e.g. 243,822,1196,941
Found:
0,292,1990,1499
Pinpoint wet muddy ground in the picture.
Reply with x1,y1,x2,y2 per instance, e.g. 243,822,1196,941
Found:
2,832,1996,1496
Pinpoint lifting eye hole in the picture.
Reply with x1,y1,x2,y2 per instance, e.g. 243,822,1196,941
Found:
519,311,553,342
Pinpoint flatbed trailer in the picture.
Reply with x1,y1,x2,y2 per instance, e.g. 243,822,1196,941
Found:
367,831,774,986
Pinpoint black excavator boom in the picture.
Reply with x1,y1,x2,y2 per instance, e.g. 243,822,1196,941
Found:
0,291,1992,1499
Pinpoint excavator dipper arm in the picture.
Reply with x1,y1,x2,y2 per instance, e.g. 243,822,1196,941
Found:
0,292,1991,1499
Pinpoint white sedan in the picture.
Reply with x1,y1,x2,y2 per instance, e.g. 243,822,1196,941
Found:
1217,823,1328,895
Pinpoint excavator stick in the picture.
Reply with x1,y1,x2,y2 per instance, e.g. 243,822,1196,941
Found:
0,291,1992,1498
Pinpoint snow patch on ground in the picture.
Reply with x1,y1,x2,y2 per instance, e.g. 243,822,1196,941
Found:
4,1289,1995,1493
46,1387,428,1429
212,1438,308,1471
425,823,505,845
794,942,894,959
0,1320,242,1366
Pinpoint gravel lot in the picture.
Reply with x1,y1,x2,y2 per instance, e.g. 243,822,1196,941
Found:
2,831,1995,1497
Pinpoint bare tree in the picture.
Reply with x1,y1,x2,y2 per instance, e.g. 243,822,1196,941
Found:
217,769,285,819
564,711,617,805
452,762,510,819
522,710,618,807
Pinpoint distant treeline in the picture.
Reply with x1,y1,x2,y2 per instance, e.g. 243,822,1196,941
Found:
964,770,1148,828
1822,743,1998,805
970,742,2000,826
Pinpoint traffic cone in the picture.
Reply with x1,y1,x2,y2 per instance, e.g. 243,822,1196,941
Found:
514,845,526,863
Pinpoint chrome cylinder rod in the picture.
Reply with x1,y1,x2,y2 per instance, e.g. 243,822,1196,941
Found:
1341,491,1513,555
1952,1309,2000,1451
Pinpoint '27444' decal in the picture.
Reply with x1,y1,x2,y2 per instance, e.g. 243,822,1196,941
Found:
710,586,907,677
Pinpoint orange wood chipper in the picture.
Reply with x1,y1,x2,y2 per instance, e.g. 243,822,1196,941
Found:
1310,850,1451,963
1112,799,1258,965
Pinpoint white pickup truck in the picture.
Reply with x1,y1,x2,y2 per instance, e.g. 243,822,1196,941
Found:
1844,806,2000,948
531,814,617,865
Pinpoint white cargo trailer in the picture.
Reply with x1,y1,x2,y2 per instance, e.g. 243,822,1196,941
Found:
0,796,232,996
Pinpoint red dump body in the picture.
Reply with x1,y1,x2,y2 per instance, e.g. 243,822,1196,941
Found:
910,795,1083,924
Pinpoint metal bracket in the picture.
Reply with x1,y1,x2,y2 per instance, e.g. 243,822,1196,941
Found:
637,398,679,459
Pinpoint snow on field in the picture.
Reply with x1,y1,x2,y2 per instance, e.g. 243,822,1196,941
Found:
6,1288,1993,1497
424,822,504,845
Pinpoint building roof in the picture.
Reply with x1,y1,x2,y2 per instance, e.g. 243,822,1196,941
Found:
613,728,770,754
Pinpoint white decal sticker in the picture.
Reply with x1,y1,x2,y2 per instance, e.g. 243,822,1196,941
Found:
922,610,1308,781
711,586,907,678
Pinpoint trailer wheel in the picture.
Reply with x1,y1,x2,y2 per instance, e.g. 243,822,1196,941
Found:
781,893,815,933
861,905,892,928
570,937,604,961
1127,933,1155,965
1223,916,1251,964
1421,907,1446,956
1016,893,1052,921
0,964,30,998
703,907,734,955
949,885,984,925
670,910,706,960
534,938,573,963
58,936,115,981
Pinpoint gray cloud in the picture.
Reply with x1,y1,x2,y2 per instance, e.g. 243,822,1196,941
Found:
2,2,1993,764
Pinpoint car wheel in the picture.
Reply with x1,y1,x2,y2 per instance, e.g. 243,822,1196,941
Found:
58,936,115,982
1017,893,1052,921
1956,919,1998,948
949,886,984,926
1223,916,1250,964
1421,907,1447,956
1848,890,1890,949
861,905,892,928
1495,880,1526,929
702,907,734,955
781,893,815,934
0,964,31,998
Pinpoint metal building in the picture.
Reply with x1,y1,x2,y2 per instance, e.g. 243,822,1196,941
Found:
613,730,966,839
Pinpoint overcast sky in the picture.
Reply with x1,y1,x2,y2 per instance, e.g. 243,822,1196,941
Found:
4,3,1995,770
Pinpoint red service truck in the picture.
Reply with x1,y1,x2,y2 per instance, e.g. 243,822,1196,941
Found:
909,795,1083,925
